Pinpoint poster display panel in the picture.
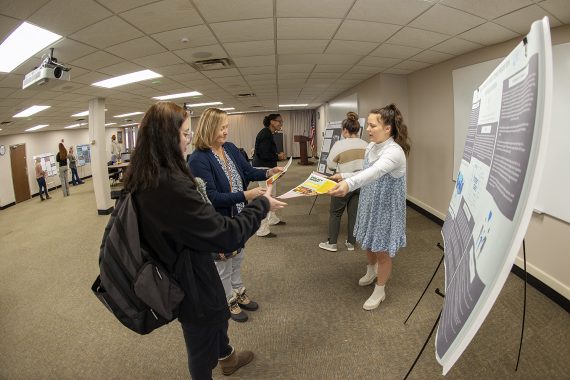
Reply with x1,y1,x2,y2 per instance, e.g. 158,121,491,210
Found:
76,144,91,166
32,153,58,177
436,18,552,374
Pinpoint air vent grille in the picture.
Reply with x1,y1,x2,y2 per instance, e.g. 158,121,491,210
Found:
190,58,234,71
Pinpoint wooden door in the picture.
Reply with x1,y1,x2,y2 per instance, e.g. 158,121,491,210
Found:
10,144,31,203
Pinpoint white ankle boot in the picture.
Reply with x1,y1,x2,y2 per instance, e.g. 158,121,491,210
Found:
358,263,377,286
363,284,386,310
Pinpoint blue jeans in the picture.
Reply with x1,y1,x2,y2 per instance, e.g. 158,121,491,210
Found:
36,177,48,198
70,167,82,185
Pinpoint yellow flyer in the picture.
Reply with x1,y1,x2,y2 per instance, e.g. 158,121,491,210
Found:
277,172,337,199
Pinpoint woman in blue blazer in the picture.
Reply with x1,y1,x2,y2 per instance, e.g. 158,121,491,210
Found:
188,108,284,323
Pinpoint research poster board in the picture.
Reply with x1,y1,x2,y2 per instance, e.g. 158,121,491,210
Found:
76,144,91,166
436,18,552,375
317,118,365,175
33,153,58,177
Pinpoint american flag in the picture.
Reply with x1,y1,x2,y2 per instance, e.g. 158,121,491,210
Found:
309,114,316,152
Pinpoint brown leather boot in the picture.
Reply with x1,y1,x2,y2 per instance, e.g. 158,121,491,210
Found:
218,347,254,376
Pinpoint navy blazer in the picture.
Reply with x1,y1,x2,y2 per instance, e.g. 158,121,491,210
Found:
188,142,267,219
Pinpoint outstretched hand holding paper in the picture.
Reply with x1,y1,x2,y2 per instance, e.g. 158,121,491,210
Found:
277,172,338,199
266,156,293,185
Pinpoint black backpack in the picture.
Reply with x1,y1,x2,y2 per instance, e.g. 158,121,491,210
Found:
91,192,185,335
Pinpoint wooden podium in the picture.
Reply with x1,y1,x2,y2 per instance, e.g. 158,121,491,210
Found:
294,135,314,165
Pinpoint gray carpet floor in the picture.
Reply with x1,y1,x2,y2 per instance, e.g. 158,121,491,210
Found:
0,160,568,379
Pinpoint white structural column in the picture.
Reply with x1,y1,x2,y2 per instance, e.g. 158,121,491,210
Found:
89,97,113,214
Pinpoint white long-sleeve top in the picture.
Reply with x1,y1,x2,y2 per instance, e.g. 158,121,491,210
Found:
342,137,406,192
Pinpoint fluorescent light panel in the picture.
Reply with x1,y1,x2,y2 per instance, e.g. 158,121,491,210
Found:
25,124,48,132
279,104,308,107
71,109,107,117
153,91,202,100
185,101,222,107
105,122,116,126
13,105,51,117
113,111,144,118
0,22,62,73
64,123,86,129
121,123,139,127
220,107,235,111
92,69,162,88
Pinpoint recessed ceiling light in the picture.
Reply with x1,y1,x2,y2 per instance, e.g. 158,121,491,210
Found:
13,105,51,118
279,104,308,107
0,22,62,73
105,122,116,126
152,91,203,100
92,69,162,88
25,124,48,132
113,112,144,118
220,108,235,111
184,101,223,108
121,123,139,127
64,123,86,129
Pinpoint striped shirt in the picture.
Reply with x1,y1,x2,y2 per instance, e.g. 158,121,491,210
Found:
327,137,368,174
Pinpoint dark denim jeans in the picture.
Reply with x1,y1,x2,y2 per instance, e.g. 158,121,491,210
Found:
36,177,48,198
70,167,82,185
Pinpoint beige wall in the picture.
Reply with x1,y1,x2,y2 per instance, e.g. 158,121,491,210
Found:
327,25,570,299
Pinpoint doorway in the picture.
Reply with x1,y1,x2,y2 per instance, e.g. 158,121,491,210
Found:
10,144,31,203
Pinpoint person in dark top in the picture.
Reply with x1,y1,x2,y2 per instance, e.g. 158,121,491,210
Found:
188,107,284,323
122,101,286,379
252,114,287,237
55,143,70,197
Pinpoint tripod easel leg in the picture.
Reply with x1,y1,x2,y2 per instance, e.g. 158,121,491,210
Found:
403,309,442,380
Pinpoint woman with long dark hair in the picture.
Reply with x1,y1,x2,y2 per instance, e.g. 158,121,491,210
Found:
56,142,70,197
122,102,286,379
329,104,410,311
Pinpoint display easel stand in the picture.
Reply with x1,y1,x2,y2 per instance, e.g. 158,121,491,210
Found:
308,194,319,215
515,239,528,371
404,242,444,325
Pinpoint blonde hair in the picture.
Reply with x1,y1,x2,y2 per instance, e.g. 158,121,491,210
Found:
193,108,228,150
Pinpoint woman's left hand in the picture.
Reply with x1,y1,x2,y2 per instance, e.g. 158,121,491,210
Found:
328,181,349,197
268,167,284,177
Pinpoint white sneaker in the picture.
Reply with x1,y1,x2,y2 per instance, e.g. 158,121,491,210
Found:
345,241,355,251
363,284,386,310
318,241,338,252
358,263,377,286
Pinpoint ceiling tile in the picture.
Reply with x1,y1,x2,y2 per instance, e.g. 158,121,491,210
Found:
224,40,275,57
0,15,20,43
98,61,145,76
369,43,423,59
69,17,144,49
47,39,98,64
120,0,202,34
411,49,455,63
277,18,342,40
431,38,483,55
314,64,352,73
28,0,112,36
440,0,533,20
493,4,562,34
335,20,402,43
393,60,431,71
310,72,342,80
233,55,276,67
325,40,378,55
277,40,328,54
386,27,449,49
279,54,361,65
346,66,382,74
278,64,315,73
359,56,401,67
539,0,570,24
241,66,275,75
193,0,272,23
70,51,124,70
211,19,274,43
96,0,157,13
409,5,486,35
174,45,227,63
348,0,434,25
157,63,197,76
457,22,520,45
0,0,50,19
72,71,111,85
152,25,217,51
277,0,353,18
202,69,241,78
134,52,183,68
105,37,166,60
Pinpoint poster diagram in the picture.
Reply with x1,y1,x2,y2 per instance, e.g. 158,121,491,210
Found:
436,18,552,374
76,144,91,166
317,118,364,175
33,153,58,177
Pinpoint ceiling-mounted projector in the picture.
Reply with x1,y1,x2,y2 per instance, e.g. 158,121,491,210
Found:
22,48,71,90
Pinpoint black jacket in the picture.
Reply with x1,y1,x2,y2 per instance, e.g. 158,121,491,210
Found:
133,172,270,325
252,127,278,168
